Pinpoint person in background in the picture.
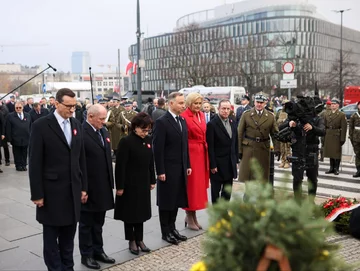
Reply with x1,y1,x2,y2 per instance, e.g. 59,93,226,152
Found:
181,93,209,230
132,101,140,112
6,95,16,113
318,100,331,162
276,100,291,169
202,102,215,124
114,113,155,255
6,102,31,171
0,110,4,173
349,101,360,178
235,95,251,127
151,98,167,123
48,96,56,113
75,101,84,123
206,99,238,203
23,97,34,113
203,97,216,114
79,104,115,269
0,102,10,167
41,97,49,110
29,102,49,123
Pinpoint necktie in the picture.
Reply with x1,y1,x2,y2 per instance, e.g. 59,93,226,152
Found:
97,130,104,146
18,113,22,120
175,116,182,131
206,113,209,123
63,119,72,146
224,120,232,138
258,111,262,117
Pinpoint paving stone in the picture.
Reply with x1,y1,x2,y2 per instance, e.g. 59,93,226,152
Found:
0,225,41,242
0,236,18,253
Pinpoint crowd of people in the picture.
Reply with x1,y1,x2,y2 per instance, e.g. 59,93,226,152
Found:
0,88,354,270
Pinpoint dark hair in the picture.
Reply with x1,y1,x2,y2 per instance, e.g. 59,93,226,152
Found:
130,112,153,131
168,92,183,101
158,98,165,107
56,88,76,103
218,99,231,108
147,97,153,103
49,96,55,99
33,102,40,108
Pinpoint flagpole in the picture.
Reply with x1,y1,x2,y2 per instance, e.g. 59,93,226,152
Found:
136,0,142,109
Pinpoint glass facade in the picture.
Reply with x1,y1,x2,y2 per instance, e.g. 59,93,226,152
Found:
129,8,360,95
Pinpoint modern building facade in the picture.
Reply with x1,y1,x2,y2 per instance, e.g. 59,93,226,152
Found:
129,0,360,97
71,51,91,74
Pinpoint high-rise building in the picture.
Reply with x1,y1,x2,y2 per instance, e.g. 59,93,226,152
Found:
71,51,91,74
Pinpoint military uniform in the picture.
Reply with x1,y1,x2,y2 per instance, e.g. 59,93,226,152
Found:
238,94,279,182
318,105,331,161
276,108,291,168
349,107,360,177
118,108,137,141
323,99,347,175
106,105,125,151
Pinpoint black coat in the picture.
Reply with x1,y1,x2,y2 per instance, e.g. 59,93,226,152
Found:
151,108,167,122
236,104,252,127
6,102,15,113
23,104,33,113
114,133,156,223
29,107,49,123
206,115,238,181
153,111,190,210
6,112,31,146
28,113,87,226
82,122,114,212
0,111,4,147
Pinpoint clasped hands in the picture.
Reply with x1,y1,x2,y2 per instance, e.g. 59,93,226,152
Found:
157,168,192,182
32,191,88,207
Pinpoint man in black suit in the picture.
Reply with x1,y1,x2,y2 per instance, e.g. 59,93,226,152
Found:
6,95,16,113
236,95,252,127
6,102,31,171
151,98,166,122
48,96,56,113
0,102,10,167
206,99,239,203
153,92,191,245
23,97,34,113
29,102,49,123
0,110,4,173
29,88,88,271
202,101,215,124
79,104,115,269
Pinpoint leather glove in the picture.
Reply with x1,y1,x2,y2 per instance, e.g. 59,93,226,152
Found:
238,153,242,160
340,141,345,146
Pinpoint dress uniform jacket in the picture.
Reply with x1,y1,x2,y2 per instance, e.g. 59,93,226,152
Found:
323,109,347,159
119,110,137,139
349,111,360,144
238,108,278,182
106,106,124,150
29,114,87,226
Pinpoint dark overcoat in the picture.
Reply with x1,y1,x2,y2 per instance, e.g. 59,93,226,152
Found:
114,133,156,223
29,107,49,123
82,122,114,212
0,111,4,147
153,111,190,210
28,113,87,226
6,112,31,146
206,115,238,182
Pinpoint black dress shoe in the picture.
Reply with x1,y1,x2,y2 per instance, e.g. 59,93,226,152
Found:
22,167,27,171
16,167,23,171
81,256,100,270
94,252,115,264
5,162,10,166
129,241,140,255
162,233,179,245
172,229,187,241
136,241,151,252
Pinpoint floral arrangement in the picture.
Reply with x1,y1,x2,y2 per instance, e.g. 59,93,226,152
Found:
190,180,350,271
322,196,359,234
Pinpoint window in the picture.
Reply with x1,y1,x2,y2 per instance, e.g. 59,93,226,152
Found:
97,81,102,86
103,82,108,86
109,82,114,86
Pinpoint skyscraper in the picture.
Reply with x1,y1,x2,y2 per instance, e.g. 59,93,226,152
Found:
71,51,90,74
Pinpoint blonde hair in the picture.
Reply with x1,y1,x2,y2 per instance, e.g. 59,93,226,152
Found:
185,92,203,107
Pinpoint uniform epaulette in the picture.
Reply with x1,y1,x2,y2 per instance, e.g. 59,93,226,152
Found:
243,109,251,114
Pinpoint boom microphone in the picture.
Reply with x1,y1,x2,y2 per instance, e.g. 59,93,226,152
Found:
47,63,57,72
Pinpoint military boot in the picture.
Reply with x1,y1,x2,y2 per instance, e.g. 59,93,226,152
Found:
333,159,340,175
353,165,360,178
325,159,335,174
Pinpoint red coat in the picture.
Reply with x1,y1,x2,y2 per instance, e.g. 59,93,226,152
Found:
181,108,209,210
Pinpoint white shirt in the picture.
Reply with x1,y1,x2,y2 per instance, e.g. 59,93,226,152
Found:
168,109,179,120
54,110,69,133
86,120,97,132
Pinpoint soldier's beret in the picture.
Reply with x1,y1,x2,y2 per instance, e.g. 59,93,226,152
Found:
326,100,331,105
331,98,340,104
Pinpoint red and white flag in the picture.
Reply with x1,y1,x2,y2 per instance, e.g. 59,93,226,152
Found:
125,61,133,75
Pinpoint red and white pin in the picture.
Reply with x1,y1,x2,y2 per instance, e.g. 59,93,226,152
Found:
73,129,77,136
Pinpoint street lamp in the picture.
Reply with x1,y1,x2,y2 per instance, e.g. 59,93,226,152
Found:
333,9,351,107
136,0,142,109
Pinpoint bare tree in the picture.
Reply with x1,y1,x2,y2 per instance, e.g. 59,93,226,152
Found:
0,73,11,93
160,23,233,88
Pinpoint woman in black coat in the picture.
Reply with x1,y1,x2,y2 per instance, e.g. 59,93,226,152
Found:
114,112,156,255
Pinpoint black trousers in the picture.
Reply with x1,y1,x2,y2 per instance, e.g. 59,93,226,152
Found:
124,222,144,241
43,224,77,271
159,208,178,236
78,211,106,257
0,138,10,164
292,164,318,201
12,145,27,168
211,179,233,204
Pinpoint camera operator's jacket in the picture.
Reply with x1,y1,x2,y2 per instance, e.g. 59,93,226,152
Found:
323,109,347,159
237,108,279,182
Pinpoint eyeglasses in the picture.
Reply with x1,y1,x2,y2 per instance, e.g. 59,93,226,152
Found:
60,103,77,109
15,107,23,109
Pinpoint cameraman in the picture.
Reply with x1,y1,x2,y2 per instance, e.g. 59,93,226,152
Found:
279,114,325,202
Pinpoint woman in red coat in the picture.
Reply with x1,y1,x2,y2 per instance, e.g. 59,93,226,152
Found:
181,92,209,230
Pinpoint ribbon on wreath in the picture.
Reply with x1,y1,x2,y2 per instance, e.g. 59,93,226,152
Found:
325,203,360,222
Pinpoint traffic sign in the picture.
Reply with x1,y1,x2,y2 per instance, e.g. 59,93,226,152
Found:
42,84,46,93
283,73,294,80
280,79,297,89
282,62,295,73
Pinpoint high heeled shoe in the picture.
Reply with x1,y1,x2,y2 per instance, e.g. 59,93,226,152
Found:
136,241,151,253
184,211,199,230
192,211,203,229
129,241,139,255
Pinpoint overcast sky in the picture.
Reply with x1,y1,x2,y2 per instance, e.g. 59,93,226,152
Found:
0,0,358,73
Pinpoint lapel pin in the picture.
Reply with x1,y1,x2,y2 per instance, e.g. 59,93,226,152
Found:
106,137,110,143
147,143,151,148
73,129,77,136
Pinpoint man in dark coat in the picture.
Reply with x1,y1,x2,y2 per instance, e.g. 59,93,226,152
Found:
29,102,49,123
6,95,16,113
23,97,34,113
0,102,10,167
6,102,31,171
236,95,252,127
79,104,115,269
29,88,88,271
151,98,167,122
202,102,215,124
206,99,238,203
153,92,191,245
0,110,4,173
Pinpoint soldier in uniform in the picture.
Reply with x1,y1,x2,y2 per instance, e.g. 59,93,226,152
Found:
238,93,279,182
318,100,331,161
323,98,347,175
276,100,291,168
106,98,125,154
349,101,360,177
119,101,137,141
